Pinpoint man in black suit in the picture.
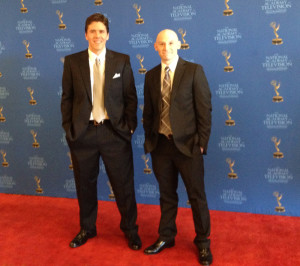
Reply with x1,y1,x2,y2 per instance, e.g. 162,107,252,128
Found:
61,13,141,250
143,29,212,265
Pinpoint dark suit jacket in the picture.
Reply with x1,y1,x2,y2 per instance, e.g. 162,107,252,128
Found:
61,49,137,142
143,57,212,157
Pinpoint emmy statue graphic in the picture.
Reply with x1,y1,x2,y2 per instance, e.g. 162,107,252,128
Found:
27,87,37,105
56,10,66,30
0,107,6,122
23,40,32,59
94,0,103,6
133,4,144,24
178,28,190,50
271,80,283,102
224,105,235,126
270,22,283,45
31,130,40,148
20,0,28,13
142,155,152,174
273,191,285,212
222,51,234,72
107,181,116,200
226,158,238,179
67,152,73,170
139,104,144,112
0,72,2,78
34,176,43,194
223,0,234,16
139,104,144,123
272,137,284,159
1,150,9,167
136,54,147,74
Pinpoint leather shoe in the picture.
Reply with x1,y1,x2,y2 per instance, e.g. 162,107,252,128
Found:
199,248,213,265
126,233,142,250
144,239,175,255
69,229,97,248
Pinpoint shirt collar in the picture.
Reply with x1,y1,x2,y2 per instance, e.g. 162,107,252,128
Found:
88,48,106,63
161,55,179,73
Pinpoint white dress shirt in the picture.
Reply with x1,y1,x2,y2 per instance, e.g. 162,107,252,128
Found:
160,55,179,92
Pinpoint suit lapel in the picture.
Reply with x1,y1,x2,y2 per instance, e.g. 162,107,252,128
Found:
104,49,114,97
171,57,186,102
79,49,92,103
152,65,162,113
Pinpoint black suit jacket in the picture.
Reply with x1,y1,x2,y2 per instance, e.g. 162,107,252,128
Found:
61,49,137,142
143,57,212,157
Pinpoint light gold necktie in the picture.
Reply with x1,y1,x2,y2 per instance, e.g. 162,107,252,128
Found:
92,58,105,123
160,66,172,137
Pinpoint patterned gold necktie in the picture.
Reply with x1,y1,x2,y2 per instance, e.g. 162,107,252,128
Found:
92,58,105,123
160,66,172,137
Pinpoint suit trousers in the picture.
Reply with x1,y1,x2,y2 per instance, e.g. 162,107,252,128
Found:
151,134,211,249
68,121,138,236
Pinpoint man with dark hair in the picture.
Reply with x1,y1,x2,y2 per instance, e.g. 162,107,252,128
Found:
61,13,141,250
143,29,213,265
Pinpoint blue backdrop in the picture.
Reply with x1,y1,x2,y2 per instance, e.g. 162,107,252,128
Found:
0,0,299,217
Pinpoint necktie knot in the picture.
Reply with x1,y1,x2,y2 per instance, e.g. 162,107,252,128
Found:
165,66,170,74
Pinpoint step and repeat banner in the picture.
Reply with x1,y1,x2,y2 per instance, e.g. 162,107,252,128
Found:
0,0,299,216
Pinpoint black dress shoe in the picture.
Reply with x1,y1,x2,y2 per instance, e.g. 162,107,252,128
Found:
126,233,142,250
69,229,97,248
144,239,175,255
199,248,213,265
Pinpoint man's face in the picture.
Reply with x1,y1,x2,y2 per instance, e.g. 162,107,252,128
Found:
154,30,181,65
85,21,109,55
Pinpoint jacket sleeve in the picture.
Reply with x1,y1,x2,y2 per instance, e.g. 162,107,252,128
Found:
61,55,73,140
122,55,138,132
193,65,212,154
142,71,155,154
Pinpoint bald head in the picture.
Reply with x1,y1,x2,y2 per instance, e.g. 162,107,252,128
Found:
156,29,179,42
154,29,181,65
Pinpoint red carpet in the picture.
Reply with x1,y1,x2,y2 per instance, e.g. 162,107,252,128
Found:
0,193,299,265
